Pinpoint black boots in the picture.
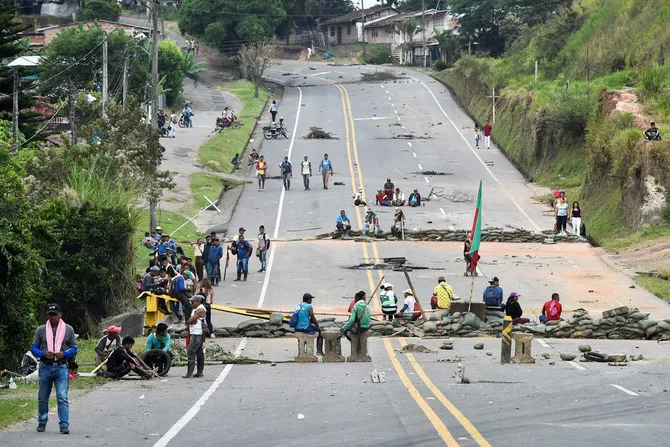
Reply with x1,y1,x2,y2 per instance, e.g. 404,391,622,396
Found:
243,272,248,281
234,272,241,281
182,362,194,378
316,336,324,356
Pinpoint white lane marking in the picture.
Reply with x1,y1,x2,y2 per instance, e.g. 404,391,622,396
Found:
391,103,394,107
394,109,398,114
408,142,413,147
312,71,330,76
417,163,423,170
354,116,393,121
537,339,551,348
439,208,446,215
397,117,401,121
412,152,417,158
568,361,586,371
154,339,248,447
381,85,385,89
388,96,392,100
153,87,304,447
408,75,542,232
609,384,639,396
385,90,389,94
424,176,430,184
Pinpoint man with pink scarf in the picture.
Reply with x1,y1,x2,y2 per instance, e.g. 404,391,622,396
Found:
31,303,78,435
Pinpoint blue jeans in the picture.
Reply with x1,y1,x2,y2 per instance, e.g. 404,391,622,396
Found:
259,250,267,271
303,174,310,189
363,223,379,237
38,363,69,429
237,257,249,273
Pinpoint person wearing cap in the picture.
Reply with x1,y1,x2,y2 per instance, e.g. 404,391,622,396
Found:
142,265,161,291
383,178,395,201
232,234,253,281
184,295,207,378
363,210,381,237
396,289,420,320
505,293,530,325
294,293,323,355
353,187,367,206
483,276,503,308
155,226,164,238
380,283,398,320
31,303,78,434
342,291,371,338
94,326,122,365
206,238,223,286
146,323,172,353
391,208,405,237
102,336,152,380
431,276,454,310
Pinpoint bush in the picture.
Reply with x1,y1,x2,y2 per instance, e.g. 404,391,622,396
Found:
80,0,121,21
637,66,666,98
363,46,393,65
663,204,670,223
158,40,186,106
433,60,447,71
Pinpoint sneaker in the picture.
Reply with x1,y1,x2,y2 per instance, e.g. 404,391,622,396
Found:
60,428,70,435
37,425,46,433
258,269,264,273
210,333,216,338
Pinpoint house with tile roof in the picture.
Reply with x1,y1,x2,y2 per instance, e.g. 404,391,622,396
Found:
321,6,398,45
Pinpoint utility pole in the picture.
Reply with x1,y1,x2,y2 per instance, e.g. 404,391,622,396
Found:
69,94,76,144
487,87,498,125
534,60,538,83
422,0,427,67
102,31,108,116
12,68,19,150
122,43,129,111
150,0,160,234
361,0,366,61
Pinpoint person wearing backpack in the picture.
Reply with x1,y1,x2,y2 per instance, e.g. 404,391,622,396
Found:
342,291,371,339
380,283,398,320
482,276,503,308
540,293,562,323
231,235,252,281
290,293,323,355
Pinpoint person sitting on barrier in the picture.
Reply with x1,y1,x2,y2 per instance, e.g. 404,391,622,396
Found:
505,292,530,325
142,265,161,292
380,283,398,320
146,323,171,354
336,210,352,234
483,276,503,308
396,289,421,320
391,208,405,237
101,336,152,380
94,326,122,365
430,276,453,310
342,291,370,339
408,189,421,207
392,187,405,206
539,293,562,323
295,293,323,355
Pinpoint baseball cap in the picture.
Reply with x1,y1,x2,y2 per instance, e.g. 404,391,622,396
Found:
509,292,520,298
404,289,413,295
489,276,499,284
302,293,315,300
155,226,162,231
150,265,160,272
438,276,445,282
239,227,246,232
106,325,122,333
189,294,204,302
384,283,393,289
46,303,62,314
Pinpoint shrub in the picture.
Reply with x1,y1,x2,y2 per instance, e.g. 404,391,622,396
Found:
364,46,393,65
80,0,121,21
433,60,447,71
663,204,670,223
637,66,666,98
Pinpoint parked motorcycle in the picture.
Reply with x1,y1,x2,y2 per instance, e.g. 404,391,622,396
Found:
263,117,289,139
214,115,241,133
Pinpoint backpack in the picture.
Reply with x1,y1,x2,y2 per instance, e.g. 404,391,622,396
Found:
412,302,421,319
289,303,305,328
548,301,560,318
483,286,498,306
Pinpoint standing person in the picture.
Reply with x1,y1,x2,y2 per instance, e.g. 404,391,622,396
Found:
342,291,371,338
31,303,78,434
570,201,583,237
555,195,569,235
94,326,122,365
256,155,268,191
505,292,530,325
270,100,278,122
256,225,270,273
300,155,312,190
201,235,212,278
294,293,323,355
474,124,482,148
319,153,333,189
483,119,492,149
183,295,207,378
279,156,293,191
182,104,193,128
463,235,473,276
207,238,223,286
198,279,215,338
380,283,398,320
482,277,503,308
168,111,178,138
192,238,205,281
232,234,253,281
169,269,191,322
540,293,563,323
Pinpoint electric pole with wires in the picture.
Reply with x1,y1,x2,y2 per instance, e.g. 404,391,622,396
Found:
150,0,160,233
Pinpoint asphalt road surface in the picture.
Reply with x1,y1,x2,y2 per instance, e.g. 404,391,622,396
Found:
5,61,670,446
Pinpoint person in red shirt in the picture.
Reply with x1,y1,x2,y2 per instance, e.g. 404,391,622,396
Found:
484,120,492,149
540,293,562,323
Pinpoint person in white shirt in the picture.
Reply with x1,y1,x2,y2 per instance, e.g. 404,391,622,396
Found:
396,289,418,320
300,155,312,190
183,295,206,378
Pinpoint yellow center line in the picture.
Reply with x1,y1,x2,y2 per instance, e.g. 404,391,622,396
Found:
399,338,492,447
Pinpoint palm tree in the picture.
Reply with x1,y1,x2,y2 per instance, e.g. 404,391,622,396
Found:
182,51,207,86
434,28,460,67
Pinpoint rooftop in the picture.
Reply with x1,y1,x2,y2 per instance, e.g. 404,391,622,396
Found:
322,6,394,25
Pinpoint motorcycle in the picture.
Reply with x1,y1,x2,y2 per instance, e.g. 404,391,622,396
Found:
178,112,193,128
214,115,242,133
263,117,289,139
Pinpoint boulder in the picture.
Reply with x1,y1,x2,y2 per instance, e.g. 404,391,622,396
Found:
244,330,271,337
473,343,484,350
578,344,592,352
423,321,437,333
238,319,266,330
607,353,627,362
560,353,577,361
602,306,630,319
269,313,285,325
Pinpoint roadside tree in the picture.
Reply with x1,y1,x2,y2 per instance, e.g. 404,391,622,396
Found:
237,42,273,99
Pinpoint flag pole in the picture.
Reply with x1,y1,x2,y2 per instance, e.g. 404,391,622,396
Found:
468,273,475,313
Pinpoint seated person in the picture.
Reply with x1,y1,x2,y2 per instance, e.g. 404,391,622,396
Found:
342,291,371,339
375,189,391,206
146,323,172,355
363,210,381,237
505,292,530,325
142,265,161,291
336,210,352,234
644,121,662,141
539,293,562,323
383,178,395,201
231,153,241,169
94,326,122,365
248,149,259,165
101,336,152,379
430,276,453,310
294,293,323,355
396,289,420,320
142,232,155,248
392,187,405,206
353,188,367,206
408,189,421,207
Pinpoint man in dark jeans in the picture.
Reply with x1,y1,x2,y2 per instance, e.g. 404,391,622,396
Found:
280,156,292,190
31,303,78,434
102,337,152,379
170,269,192,322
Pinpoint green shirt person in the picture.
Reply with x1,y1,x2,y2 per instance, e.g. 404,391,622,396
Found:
342,291,371,335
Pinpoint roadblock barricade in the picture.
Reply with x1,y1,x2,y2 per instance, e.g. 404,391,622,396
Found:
294,332,318,362
511,333,535,363
322,331,345,362
346,331,371,362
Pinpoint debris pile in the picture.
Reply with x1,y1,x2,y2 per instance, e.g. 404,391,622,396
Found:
317,227,555,243
305,127,337,139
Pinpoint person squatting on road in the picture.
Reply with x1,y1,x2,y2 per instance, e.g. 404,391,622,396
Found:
146,323,172,352
32,303,78,435
256,225,270,273
392,187,405,206
483,276,503,308
294,293,324,355
256,155,268,191
342,291,371,340
376,188,391,206
383,178,395,201
301,155,312,190
540,293,563,323
353,187,367,206
102,336,152,380
319,153,333,189
430,276,453,311
380,283,398,320
183,295,207,378
408,189,421,207
505,292,530,325
363,210,381,237
232,234,253,281
280,156,292,190
94,325,121,365
336,210,352,234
